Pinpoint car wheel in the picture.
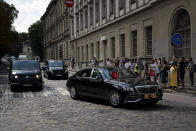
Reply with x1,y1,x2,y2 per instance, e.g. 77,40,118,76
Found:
109,90,122,107
70,86,79,100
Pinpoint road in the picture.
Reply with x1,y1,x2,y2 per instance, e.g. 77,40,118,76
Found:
0,64,196,131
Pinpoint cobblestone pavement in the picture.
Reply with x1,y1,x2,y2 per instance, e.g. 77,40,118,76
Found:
0,65,196,131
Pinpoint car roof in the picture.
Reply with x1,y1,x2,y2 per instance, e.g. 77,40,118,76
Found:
47,60,62,62
13,59,38,62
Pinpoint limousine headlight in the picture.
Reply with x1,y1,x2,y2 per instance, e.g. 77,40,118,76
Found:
36,75,40,79
14,75,18,79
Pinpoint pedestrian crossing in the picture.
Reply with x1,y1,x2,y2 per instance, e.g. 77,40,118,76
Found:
0,84,70,100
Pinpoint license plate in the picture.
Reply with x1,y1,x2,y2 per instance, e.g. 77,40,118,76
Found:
144,94,156,99
23,84,32,87
56,74,62,76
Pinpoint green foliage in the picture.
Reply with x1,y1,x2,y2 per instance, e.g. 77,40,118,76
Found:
0,0,18,58
28,20,43,60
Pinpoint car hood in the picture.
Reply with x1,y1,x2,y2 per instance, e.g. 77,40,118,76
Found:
105,78,156,88
118,78,156,86
12,70,41,75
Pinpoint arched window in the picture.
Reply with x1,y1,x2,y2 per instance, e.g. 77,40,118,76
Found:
172,10,191,58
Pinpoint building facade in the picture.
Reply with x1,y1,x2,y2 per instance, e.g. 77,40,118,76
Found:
22,40,33,58
70,0,196,66
41,0,71,61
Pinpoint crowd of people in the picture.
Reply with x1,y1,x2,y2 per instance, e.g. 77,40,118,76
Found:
100,56,195,90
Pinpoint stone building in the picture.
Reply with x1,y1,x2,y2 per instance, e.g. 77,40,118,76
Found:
70,0,196,66
41,0,71,61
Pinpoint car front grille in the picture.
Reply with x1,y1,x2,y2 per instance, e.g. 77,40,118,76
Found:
135,85,158,94
53,70,63,74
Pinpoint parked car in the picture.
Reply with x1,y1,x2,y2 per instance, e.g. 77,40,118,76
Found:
8,56,15,62
66,67,163,107
1,56,9,64
43,60,67,79
8,59,44,91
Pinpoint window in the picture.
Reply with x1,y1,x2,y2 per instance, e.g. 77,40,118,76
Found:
78,69,92,77
80,12,83,31
119,0,125,10
120,34,125,57
92,69,102,78
110,0,115,15
85,9,88,28
97,41,100,60
90,5,93,25
82,46,84,61
91,43,94,59
86,44,89,61
111,37,115,58
102,0,106,18
77,47,80,61
131,30,137,57
95,0,99,22
76,15,79,32
172,10,191,58
146,26,152,56
59,45,63,59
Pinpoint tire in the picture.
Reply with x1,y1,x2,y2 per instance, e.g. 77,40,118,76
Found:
70,86,79,100
109,90,123,107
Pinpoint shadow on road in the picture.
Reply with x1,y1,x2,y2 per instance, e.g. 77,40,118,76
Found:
75,96,173,111
10,86,43,93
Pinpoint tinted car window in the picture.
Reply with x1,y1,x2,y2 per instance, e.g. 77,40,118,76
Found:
12,60,39,70
92,69,102,78
78,69,92,77
99,69,113,80
49,61,63,67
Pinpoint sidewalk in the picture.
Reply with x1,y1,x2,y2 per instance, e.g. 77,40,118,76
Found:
164,85,196,95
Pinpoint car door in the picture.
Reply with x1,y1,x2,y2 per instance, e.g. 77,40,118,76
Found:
89,69,106,99
75,69,93,96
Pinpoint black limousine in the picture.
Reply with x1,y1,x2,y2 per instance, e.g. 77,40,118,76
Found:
66,67,163,107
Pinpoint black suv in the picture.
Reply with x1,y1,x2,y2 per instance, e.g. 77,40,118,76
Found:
8,60,44,91
43,60,67,79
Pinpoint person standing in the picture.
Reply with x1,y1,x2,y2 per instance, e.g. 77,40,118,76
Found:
170,63,178,90
149,60,156,82
179,57,186,89
115,57,120,67
125,60,132,69
106,58,112,67
187,57,195,87
154,59,160,82
160,58,169,88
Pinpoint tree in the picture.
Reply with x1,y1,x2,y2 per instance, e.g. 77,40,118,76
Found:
28,20,43,60
0,0,18,58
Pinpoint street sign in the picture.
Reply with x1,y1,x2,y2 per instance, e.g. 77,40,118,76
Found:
65,0,74,8
172,33,183,45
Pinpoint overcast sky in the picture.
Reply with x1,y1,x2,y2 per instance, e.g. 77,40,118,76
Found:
6,0,51,33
